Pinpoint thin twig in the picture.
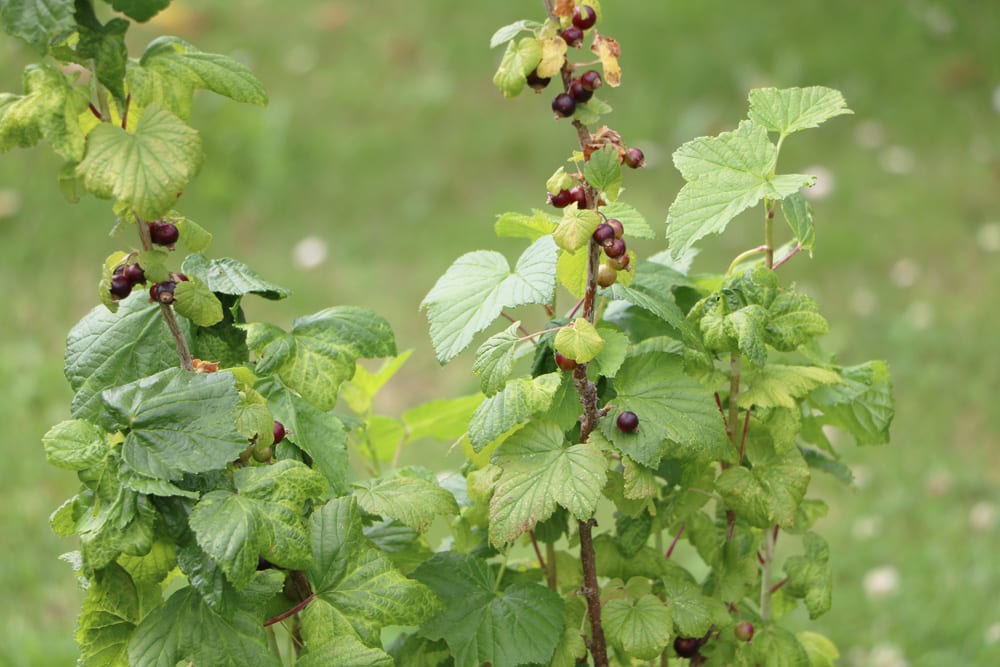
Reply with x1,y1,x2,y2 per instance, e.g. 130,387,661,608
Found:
263,593,315,627
665,524,685,559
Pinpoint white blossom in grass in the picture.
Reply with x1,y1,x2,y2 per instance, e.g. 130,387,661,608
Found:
802,165,834,201
923,470,952,497
0,189,20,219
985,622,1000,644
976,223,1000,253
293,236,328,269
850,288,878,317
863,565,900,599
879,146,916,175
906,301,933,330
889,258,919,288
855,120,885,149
870,643,910,667
969,501,997,532
852,515,882,540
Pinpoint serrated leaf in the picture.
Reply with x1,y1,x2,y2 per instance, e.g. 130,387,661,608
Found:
493,37,542,98
128,574,283,667
553,204,601,252
765,291,829,350
182,253,289,300
573,95,613,125
556,241,589,298
75,3,129,103
100,368,246,480
603,595,672,660
591,34,621,86
489,19,540,49
413,552,564,667
666,120,815,259
422,236,557,364
402,394,484,443
781,192,816,255
173,215,213,252
748,86,852,137
796,631,840,667
472,322,521,396
750,625,810,667
77,105,204,220
76,562,160,667
584,145,623,201
0,63,90,160
740,365,842,409
103,0,171,22
488,421,607,546
298,634,394,667
127,36,267,120
172,277,223,326
715,448,810,528
591,321,628,378
43,419,109,470
601,201,655,239
353,475,459,533
784,532,832,619
494,209,558,240
808,360,893,445
537,36,567,78
600,353,732,467
0,0,75,54
554,317,604,364
468,372,561,450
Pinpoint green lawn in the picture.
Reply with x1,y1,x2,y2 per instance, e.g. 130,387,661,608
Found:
1,1,998,664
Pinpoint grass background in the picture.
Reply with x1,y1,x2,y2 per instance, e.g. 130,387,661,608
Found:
1,0,998,664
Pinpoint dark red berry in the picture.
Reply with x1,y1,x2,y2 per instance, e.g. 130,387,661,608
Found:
604,238,627,258
123,263,145,286
624,147,646,169
734,621,754,642
273,420,286,445
151,280,177,305
607,253,630,271
580,70,603,91
593,223,615,245
110,274,133,300
555,352,578,372
113,264,126,277
174,272,189,282
606,218,624,238
561,25,584,47
597,263,617,288
572,4,597,30
526,68,551,92
617,411,639,433
568,79,593,104
674,637,701,658
549,188,574,208
569,185,588,208
149,221,179,246
552,93,576,118
257,556,274,571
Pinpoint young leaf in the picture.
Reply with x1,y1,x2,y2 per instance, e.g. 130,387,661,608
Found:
468,372,562,450
740,364,843,409
413,552,565,667
422,236,557,364
591,321,628,378
781,192,816,255
808,360,894,445
784,532,832,619
553,204,601,252
75,562,160,667
748,86,852,137
537,36,568,78
0,0,75,54
104,0,171,23
494,209,558,240
492,37,543,98
749,625,811,667
796,631,840,667
101,368,247,480
173,277,224,327
402,394,485,443
601,201,655,239
603,594,672,660
182,253,290,300
472,321,522,396
765,290,829,350
75,2,129,103
666,120,815,259
352,475,459,533
661,565,728,638
583,145,623,200
76,105,205,220
556,241,589,298
42,419,109,471
340,350,413,414
554,317,604,364
715,448,810,528
488,420,607,546
489,19,541,49
0,64,90,161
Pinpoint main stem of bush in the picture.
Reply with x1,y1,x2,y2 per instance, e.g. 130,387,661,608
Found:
136,215,194,371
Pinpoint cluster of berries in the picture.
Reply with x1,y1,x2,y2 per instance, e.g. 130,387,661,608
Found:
107,220,185,303
594,218,628,287
109,261,147,300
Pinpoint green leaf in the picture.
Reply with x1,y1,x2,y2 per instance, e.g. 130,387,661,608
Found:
765,290,828,350
422,236,557,364
128,575,284,667
403,394,484,443
388,634,452,667
796,631,840,667
472,322,521,396
591,321,628,378
76,105,204,220
553,204,601,252
297,634,393,667
784,532,832,619
182,254,290,300
781,192,816,255
715,448,810,528
556,240,589,298
554,317,604,364
245,306,396,410
661,566,727,638
666,120,814,259
603,594,672,660
750,625,810,667
353,475,459,532
494,209,558,240
76,562,160,667
341,351,412,415
583,145,623,200
601,201,655,239
173,277,224,326
75,2,129,103
808,360,894,445
492,37,542,98
413,552,564,667
489,19,541,49
0,64,90,160
0,0,75,54
174,216,213,252
307,498,440,638
42,419,109,470
103,0,170,22
101,368,247,480
468,372,562,450
488,420,607,546
600,353,732,467
740,365,843,409
128,36,268,120
748,86,852,137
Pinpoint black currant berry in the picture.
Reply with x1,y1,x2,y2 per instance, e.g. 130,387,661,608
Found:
549,188,574,208
552,93,576,118
617,411,639,433
597,262,617,288
555,351,578,372
257,556,274,571
569,185,587,208
580,70,603,91
593,223,616,245
673,637,701,659
734,621,754,642
526,68,551,92
606,218,624,238
604,237,627,258
568,79,593,104
151,280,177,305
572,4,598,30
273,420,286,445
123,263,145,286
624,147,646,169
608,252,630,271
149,221,179,246
110,274,133,300
561,25,584,47
113,264,126,277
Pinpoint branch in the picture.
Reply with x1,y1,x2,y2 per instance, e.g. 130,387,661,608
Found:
136,215,194,371
263,593,315,627
578,518,609,667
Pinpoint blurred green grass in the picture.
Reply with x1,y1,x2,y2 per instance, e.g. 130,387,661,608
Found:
1,0,998,664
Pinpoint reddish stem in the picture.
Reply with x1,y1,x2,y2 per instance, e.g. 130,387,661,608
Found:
769,577,789,595
88,103,102,120
714,392,727,425
529,530,548,573
772,243,803,270
121,94,131,130
738,408,751,463
263,593,315,627
578,518,609,667
665,523,685,559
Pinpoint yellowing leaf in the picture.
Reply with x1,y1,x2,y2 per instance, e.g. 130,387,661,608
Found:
553,204,601,253
591,34,622,87
537,37,568,78
554,317,604,364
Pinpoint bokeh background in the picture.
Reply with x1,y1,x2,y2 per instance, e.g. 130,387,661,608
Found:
1,1,998,665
